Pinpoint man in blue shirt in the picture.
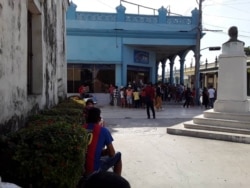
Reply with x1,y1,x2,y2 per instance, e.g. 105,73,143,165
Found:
83,107,122,176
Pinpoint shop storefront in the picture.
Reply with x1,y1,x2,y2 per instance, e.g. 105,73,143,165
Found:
127,65,150,86
67,64,115,93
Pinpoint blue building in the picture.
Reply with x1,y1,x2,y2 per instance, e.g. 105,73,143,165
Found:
66,2,200,93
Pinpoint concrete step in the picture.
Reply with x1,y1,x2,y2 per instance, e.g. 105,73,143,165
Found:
193,114,250,130
184,121,250,135
203,109,250,122
167,123,250,144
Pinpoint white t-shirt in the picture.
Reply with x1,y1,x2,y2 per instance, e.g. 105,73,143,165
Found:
208,88,215,98
120,90,124,98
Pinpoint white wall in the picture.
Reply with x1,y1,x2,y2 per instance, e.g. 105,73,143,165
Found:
0,0,69,132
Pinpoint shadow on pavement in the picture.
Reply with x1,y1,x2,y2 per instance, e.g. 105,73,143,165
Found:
105,118,193,133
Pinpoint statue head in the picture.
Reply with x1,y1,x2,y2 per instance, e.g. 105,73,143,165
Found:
228,26,238,41
224,26,244,45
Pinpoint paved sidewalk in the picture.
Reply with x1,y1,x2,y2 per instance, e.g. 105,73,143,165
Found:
98,104,250,188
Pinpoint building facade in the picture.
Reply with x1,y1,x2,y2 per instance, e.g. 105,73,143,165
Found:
0,0,69,133
66,2,200,94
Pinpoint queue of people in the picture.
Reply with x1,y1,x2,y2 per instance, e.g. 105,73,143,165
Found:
80,81,216,111
107,82,216,110
108,82,165,110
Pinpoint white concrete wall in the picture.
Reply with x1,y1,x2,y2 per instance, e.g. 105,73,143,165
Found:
0,0,69,132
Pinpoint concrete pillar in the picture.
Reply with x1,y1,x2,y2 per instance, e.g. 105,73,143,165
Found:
205,74,207,87
213,74,217,90
179,58,185,85
161,61,166,83
156,61,160,83
122,64,127,86
115,64,122,87
214,41,250,113
169,61,174,85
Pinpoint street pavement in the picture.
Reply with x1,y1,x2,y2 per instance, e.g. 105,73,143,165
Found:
98,102,250,188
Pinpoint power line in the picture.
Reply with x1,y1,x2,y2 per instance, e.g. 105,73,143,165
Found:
204,1,250,15
205,0,250,6
96,0,115,11
203,23,250,38
202,1,250,39
204,13,250,23
219,0,250,5
206,1,250,6
120,0,183,16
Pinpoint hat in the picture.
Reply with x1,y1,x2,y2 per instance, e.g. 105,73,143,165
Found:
86,99,94,105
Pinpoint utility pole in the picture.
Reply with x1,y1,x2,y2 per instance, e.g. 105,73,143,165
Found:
194,0,203,105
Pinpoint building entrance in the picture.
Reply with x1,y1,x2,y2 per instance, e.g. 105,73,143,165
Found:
127,65,149,87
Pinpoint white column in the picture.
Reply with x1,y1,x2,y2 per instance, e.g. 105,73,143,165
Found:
214,41,250,113
205,74,207,88
213,74,217,90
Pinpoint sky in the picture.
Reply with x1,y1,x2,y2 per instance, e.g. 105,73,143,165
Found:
71,0,250,70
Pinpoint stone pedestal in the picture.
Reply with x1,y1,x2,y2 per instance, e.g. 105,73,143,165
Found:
214,41,250,113
167,28,250,144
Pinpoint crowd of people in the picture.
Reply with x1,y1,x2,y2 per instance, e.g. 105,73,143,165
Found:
79,81,217,113
107,82,217,110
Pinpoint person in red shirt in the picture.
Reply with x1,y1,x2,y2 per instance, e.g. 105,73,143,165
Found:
79,84,86,99
83,107,122,176
140,88,146,108
144,82,156,119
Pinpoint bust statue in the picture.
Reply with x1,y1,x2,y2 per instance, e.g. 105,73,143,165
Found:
224,26,244,45
222,26,245,55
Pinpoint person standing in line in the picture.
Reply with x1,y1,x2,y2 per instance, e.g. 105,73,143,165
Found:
183,87,192,108
132,88,140,108
144,82,155,119
125,85,133,108
155,83,163,111
108,84,115,105
119,86,125,108
140,87,146,108
191,87,196,106
83,107,122,177
113,86,119,106
213,87,217,101
208,85,216,108
202,87,209,109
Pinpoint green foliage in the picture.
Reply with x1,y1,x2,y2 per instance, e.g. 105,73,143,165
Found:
56,98,85,109
0,99,88,188
27,114,77,125
17,123,87,187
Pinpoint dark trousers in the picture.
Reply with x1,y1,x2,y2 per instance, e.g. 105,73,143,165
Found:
183,97,191,108
209,98,215,108
146,99,155,119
